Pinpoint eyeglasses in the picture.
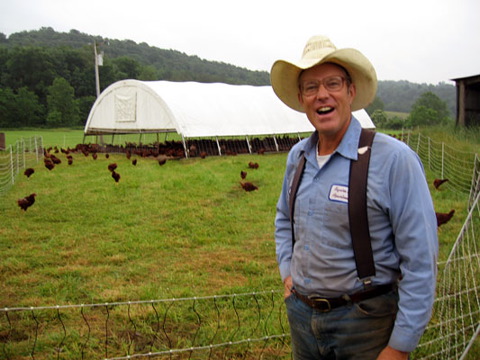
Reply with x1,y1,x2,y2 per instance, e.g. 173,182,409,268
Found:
299,76,347,96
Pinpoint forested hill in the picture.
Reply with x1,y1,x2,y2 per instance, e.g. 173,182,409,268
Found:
0,27,270,86
0,27,456,127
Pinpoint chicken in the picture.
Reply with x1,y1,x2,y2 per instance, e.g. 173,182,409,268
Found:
108,163,117,172
240,171,247,179
49,154,62,165
17,193,37,211
24,168,35,178
200,152,208,159
67,155,73,165
436,209,455,227
241,181,258,191
433,178,449,190
248,162,259,169
44,159,55,171
158,157,167,166
92,153,98,160
132,159,137,166
111,171,121,183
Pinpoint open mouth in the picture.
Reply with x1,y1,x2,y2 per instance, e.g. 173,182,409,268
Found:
316,106,334,115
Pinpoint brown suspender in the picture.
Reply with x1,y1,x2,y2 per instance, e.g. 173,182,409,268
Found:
288,129,376,281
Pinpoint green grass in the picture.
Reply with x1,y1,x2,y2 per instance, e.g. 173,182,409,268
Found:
2,128,183,149
0,152,285,306
385,111,409,120
0,127,477,358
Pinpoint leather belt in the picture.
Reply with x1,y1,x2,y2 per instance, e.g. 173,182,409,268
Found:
292,283,395,312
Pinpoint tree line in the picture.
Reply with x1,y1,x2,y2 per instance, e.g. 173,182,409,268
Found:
0,27,456,129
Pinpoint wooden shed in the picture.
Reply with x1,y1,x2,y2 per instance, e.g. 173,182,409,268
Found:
452,74,480,127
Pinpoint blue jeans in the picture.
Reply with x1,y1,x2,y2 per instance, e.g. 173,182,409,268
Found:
285,289,398,360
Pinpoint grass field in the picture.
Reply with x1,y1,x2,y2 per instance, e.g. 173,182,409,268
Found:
0,128,476,358
1,152,287,306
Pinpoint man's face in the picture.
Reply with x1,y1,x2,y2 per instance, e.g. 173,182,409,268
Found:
298,63,356,137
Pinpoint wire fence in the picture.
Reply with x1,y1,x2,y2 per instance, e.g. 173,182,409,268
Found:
404,132,480,206
0,136,43,196
1,291,290,360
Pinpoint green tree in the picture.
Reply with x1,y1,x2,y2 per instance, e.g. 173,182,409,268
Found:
371,109,388,128
0,87,44,127
408,91,451,127
47,77,80,126
366,96,385,115
15,87,45,126
0,87,16,127
112,56,141,79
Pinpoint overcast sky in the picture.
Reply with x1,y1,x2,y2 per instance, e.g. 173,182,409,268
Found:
1,0,478,85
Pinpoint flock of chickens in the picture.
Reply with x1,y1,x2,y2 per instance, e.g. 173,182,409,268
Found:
16,144,456,229
16,145,262,212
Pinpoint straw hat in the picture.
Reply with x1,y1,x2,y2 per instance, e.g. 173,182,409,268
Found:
270,35,377,112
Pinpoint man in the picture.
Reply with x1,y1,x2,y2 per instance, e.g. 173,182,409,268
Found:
271,35,438,359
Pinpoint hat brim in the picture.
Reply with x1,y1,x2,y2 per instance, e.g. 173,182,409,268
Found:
270,48,377,113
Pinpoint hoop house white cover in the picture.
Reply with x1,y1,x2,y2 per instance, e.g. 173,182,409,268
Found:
84,80,374,138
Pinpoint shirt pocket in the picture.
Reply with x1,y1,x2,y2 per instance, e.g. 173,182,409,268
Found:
322,200,350,249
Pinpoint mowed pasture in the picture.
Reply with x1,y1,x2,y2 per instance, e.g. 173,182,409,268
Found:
1,151,287,307
0,132,469,308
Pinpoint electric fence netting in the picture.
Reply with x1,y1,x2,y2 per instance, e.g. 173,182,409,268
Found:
1,291,290,360
405,132,480,360
0,132,479,359
0,136,43,195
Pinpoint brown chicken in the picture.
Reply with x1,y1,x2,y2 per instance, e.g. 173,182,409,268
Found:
436,209,455,227
132,159,137,166
433,178,449,190
17,193,37,211
44,158,55,171
241,182,258,191
49,154,62,165
240,171,247,179
24,168,35,178
111,171,121,183
158,157,167,166
108,163,117,172
248,162,259,169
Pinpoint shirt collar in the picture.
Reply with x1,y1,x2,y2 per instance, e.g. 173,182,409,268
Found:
300,116,363,161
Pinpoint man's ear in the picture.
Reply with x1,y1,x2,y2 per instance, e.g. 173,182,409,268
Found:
348,83,356,105
298,92,304,108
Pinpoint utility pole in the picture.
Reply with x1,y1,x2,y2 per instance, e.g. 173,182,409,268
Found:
93,40,104,144
93,40,101,98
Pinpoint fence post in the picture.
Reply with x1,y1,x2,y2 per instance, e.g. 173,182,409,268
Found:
428,137,431,170
34,136,39,163
9,145,14,185
441,142,445,179
22,138,26,170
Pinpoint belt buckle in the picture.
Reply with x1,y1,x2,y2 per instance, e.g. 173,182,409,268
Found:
310,297,331,312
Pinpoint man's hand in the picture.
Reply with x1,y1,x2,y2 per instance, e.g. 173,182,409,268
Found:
376,346,409,360
283,276,293,299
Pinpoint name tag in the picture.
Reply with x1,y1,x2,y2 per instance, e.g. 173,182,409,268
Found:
329,185,348,203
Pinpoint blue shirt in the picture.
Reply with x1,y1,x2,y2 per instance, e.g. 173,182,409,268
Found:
275,117,438,352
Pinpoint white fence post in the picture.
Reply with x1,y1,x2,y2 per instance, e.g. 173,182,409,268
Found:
9,145,14,185
441,142,445,179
